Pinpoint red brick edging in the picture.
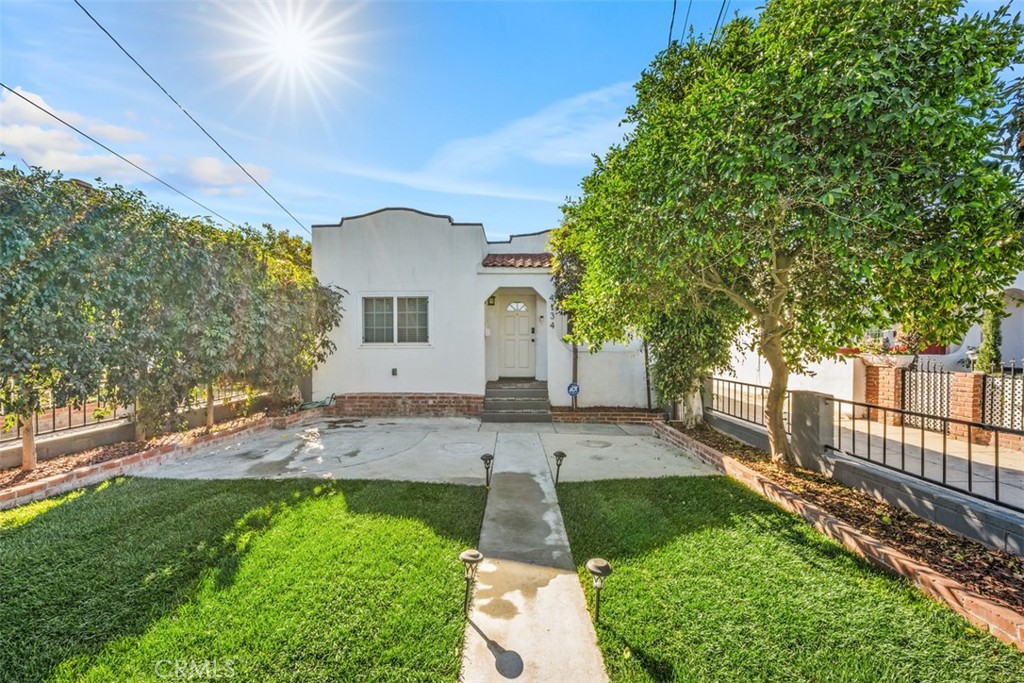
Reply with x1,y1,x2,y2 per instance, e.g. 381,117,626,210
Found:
333,393,484,417
550,407,664,424
0,408,325,512
653,421,1024,652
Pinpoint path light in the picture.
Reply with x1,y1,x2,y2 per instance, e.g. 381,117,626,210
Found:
481,453,494,489
553,451,567,485
460,549,484,614
586,558,613,623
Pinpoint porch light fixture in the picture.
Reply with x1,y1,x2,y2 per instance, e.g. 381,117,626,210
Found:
481,453,494,489
586,557,613,622
487,296,496,306
553,450,567,485
460,549,484,613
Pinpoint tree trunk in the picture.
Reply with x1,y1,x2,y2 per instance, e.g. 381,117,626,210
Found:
21,416,36,471
206,383,215,430
760,339,793,470
675,389,704,428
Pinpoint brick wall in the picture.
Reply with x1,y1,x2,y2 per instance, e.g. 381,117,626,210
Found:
949,372,987,443
332,393,484,418
865,366,1010,446
550,407,664,424
864,365,904,424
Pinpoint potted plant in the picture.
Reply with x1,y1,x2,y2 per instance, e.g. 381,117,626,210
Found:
855,327,918,368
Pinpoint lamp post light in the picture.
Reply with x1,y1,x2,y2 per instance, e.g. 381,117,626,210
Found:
460,549,484,614
553,450,567,485
586,557,613,623
481,453,494,489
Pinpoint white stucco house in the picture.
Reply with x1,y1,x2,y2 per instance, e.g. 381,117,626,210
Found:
310,208,653,420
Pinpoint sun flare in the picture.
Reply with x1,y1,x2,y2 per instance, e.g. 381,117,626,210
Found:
210,1,367,123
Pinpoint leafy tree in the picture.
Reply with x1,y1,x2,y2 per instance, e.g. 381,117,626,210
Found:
552,0,1024,468
1,165,344,468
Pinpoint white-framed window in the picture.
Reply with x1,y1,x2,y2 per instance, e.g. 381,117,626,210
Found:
362,296,429,344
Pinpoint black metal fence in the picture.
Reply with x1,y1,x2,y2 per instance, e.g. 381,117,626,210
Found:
983,368,1024,431
0,395,135,444
1,383,257,445
709,378,791,433
901,362,952,432
829,397,1022,514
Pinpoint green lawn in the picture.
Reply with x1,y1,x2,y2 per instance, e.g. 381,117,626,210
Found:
559,476,1024,683
0,477,486,683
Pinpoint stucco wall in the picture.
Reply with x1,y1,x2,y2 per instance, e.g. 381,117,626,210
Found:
312,209,488,397
728,341,865,406
312,208,650,407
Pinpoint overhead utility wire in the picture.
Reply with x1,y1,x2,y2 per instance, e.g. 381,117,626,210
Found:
668,0,677,48
681,0,693,42
73,0,311,236
0,82,237,227
711,0,731,42
669,0,694,48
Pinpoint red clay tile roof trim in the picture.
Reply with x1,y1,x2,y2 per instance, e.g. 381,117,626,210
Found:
481,252,552,268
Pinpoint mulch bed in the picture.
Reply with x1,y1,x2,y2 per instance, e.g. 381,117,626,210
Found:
674,422,1024,611
0,411,269,493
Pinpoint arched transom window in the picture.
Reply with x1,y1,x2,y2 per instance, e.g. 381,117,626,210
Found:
506,301,528,312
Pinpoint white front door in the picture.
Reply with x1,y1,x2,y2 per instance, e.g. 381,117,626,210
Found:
500,299,535,377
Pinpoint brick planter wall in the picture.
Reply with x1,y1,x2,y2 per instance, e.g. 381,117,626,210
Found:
0,408,325,511
550,407,665,424
653,421,1024,653
332,393,484,418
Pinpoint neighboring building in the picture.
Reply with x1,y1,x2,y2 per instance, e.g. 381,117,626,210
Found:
725,273,1024,403
311,208,651,419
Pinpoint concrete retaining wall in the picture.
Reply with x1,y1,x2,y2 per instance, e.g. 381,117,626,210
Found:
707,404,1024,556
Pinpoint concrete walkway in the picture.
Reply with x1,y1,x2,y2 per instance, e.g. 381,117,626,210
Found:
460,431,607,683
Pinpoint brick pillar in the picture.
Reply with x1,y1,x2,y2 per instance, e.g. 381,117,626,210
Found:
864,365,903,425
949,371,989,444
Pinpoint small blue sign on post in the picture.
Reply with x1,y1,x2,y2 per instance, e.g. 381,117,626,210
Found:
567,382,580,397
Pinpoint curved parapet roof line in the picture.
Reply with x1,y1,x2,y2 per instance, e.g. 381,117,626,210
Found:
311,207,483,228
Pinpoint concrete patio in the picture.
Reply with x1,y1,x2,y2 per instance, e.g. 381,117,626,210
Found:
132,416,714,485
133,416,717,682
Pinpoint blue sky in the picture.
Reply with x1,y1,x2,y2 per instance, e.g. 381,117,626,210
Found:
0,0,1010,240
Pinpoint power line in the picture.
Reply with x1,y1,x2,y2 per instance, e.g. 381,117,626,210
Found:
0,82,238,226
668,0,677,48
73,0,311,236
711,0,731,42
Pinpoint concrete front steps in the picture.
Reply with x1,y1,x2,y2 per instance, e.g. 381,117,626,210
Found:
481,379,551,423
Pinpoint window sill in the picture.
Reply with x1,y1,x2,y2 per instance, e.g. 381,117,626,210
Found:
359,343,433,349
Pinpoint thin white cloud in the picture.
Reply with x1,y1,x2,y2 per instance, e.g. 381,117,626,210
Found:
322,82,632,202
187,155,271,187
326,160,561,202
425,81,633,175
198,186,248,197
0,87,149,181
